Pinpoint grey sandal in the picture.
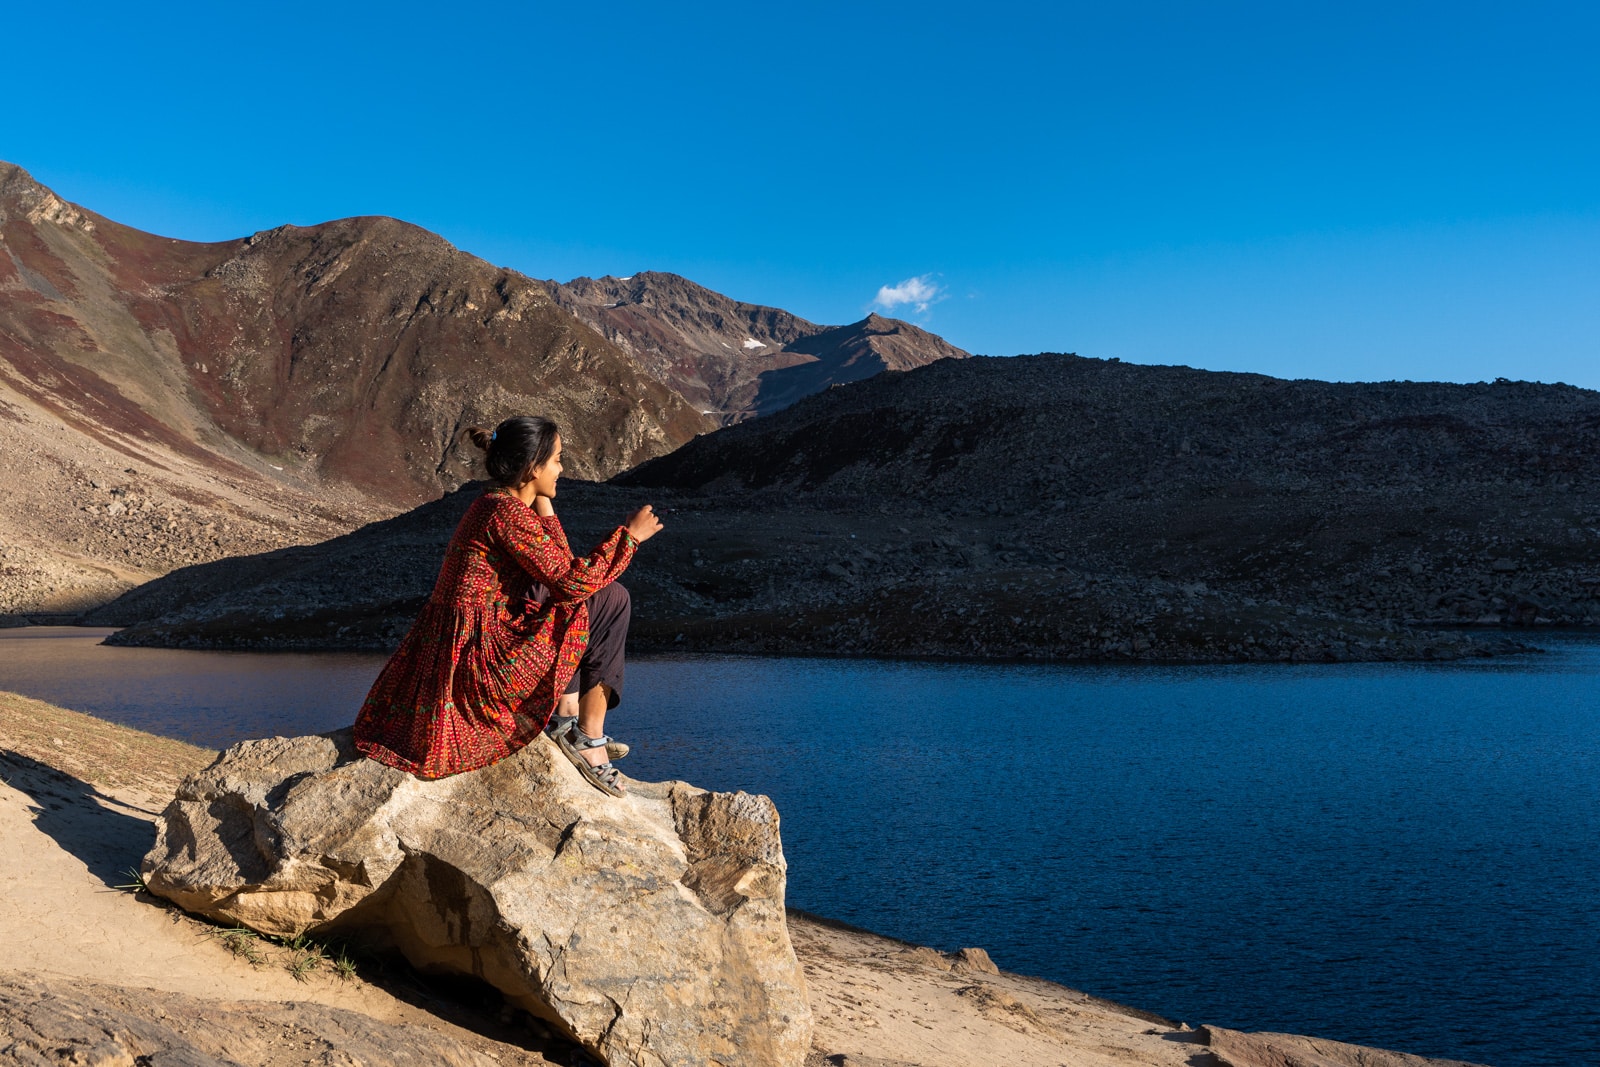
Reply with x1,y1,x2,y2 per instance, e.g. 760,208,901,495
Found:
555,725,627,797
544,715,629,760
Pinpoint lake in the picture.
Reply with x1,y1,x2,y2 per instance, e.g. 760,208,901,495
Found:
2,626,1596,1067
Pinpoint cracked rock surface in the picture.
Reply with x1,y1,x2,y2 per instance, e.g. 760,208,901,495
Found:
0,970,495,1067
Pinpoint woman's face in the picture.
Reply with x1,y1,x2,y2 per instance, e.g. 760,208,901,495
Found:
527,434,563,497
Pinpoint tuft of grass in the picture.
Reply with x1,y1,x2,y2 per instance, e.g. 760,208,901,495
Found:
284,935,328,982
209,926,264,966
331,947,359,981
113,866,150,894
287,951,321,982
201,923,362,983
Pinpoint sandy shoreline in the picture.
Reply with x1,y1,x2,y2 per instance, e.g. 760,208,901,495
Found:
0,690,1485,1066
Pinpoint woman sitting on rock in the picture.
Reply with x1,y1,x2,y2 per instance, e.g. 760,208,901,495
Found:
353,415,662,796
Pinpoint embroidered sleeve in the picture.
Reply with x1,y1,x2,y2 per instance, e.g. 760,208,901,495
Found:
493,503,636,601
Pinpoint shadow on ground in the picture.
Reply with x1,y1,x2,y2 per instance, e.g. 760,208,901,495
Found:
0,748,156,886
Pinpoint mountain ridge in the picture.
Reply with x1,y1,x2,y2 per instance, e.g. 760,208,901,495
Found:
544,270,968,421
0,162,712,498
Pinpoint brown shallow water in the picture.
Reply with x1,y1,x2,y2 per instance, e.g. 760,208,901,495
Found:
0,627,385,747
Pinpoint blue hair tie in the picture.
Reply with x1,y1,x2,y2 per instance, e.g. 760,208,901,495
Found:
489,430,497,442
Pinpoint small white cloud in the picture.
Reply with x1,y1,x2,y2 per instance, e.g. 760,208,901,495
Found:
742,337,766,350
871,274,944,315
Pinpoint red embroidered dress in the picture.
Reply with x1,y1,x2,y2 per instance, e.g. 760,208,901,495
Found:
354,487,636,779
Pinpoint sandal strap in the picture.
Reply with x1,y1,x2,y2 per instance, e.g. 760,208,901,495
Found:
572,728,612,751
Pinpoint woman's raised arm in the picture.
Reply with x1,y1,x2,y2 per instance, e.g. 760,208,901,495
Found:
491,502,636,601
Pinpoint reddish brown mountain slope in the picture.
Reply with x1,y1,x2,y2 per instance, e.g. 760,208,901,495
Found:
0,161,712,615
545,271,968,421
0,163,710,501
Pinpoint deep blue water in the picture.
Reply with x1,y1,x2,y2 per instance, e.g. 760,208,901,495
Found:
2,627,1597,1067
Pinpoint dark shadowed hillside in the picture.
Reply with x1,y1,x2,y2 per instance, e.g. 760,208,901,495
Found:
92,355,1599,662
622,353,1599,507
618,353,1600,640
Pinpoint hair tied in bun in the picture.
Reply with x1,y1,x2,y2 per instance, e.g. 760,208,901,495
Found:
469,416,559,486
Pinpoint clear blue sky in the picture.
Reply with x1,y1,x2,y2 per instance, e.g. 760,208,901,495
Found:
6,1,1598,388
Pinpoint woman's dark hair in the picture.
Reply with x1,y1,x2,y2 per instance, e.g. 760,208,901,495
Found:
465,416,560,486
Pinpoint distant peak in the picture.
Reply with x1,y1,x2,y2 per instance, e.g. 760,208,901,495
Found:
857,312,909,334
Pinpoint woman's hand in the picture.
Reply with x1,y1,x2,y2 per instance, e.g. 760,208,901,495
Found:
625,504,664,543
534,495,556,518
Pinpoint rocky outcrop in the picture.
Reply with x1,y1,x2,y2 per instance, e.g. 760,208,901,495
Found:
1200,1025,1490,1067
141,730,812,1067
0,970,496,1067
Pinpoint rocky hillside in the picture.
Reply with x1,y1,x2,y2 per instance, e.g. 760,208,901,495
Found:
0,162,709,501
90,354,1599,663
621,354,1600,636
545,271,968,420
0,164,390,616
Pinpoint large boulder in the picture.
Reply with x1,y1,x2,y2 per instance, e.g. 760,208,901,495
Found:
142,729,812,1067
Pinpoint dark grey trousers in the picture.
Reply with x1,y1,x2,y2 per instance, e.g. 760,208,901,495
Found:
534,581,630,709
